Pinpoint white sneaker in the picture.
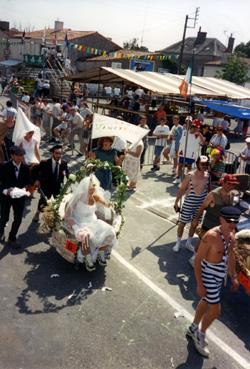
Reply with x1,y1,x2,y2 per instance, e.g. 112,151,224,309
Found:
173,241,181,252
185,240,195,252
173,178,181,184
194,331,210,358
85,254,96,272
189,254,195,268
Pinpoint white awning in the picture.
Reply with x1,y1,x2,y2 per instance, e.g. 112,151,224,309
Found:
102,67,220,97
66,67,250,99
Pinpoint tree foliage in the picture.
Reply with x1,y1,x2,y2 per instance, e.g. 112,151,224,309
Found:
123,38,149,52
215,55,248,85
234,41,250,58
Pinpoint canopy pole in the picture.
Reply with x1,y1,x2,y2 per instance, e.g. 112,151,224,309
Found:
181,51,194,180
96,67,102,113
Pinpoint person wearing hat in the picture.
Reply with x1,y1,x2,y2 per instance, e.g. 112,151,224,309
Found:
187,206,241,358
173,155,210,253
189,174,239,266
33,145,69,219
0,146,31,248
240,137,250,174
173,120,204,184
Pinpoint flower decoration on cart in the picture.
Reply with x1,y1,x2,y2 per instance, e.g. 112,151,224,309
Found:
41,159,128,267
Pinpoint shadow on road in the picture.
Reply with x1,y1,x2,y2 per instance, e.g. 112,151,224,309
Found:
149,241,250,353
16,247,106,315
175,339,205,369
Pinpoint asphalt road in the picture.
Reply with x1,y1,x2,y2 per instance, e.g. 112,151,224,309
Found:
0,96,249,369
0,188,249,369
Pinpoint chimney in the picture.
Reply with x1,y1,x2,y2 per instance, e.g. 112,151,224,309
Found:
194,27,207,46
0,21,10,32
226,34,235,53
54,20,64,32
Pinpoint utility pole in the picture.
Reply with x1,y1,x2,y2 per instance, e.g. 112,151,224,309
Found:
177,7,199,74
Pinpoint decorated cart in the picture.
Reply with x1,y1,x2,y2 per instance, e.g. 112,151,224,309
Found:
41,159,127,270
234,230,250,295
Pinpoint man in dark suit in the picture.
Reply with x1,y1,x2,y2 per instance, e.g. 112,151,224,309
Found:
0,146,31,248
34,145,69,218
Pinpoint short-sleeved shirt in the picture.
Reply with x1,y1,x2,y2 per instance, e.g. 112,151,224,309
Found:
93,148,117,164
170,124,183,149
154,110,167,122
241,147,250,164
153,125,169,147
210,134,228,149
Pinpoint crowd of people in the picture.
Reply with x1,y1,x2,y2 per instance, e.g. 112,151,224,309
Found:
0,82,249,360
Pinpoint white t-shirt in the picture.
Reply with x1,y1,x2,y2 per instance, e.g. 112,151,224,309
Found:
72,112,83,129
153,125,170,147
105,86,112,95
178,131,201,160
135,88,144,98
113,87,121,96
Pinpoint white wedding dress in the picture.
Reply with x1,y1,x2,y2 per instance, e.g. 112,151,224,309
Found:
64,176,116,261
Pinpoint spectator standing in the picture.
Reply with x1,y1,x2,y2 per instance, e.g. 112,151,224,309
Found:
168,115,183,176
0,100,17,158
151,118,170,171
173,120,204,184
200,124,212,155
123,140,144,191
138,115,149,169
209,126,228,151
68,106,84,151
240,137,250,174
154,104,167,124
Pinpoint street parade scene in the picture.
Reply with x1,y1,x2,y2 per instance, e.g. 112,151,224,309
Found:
0,1,250,369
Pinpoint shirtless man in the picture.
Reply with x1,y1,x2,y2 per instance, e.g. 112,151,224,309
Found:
187,206,241,357
188,174,239,266
173,156,210,252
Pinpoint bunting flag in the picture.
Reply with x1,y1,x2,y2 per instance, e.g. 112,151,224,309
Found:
179,66,192,99
67,40,175,61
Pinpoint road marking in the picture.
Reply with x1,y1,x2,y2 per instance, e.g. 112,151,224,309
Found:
112,249,250,369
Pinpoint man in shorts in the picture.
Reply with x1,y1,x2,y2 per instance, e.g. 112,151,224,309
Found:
186,206,241,357
173,156,210,252
188,174,239,266
173,119,204,184
151,118,170,171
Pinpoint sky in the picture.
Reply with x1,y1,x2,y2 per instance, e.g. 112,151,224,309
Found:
1,0,249,51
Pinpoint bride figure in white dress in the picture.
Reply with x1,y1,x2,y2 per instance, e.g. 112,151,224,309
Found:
64,175,116,271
